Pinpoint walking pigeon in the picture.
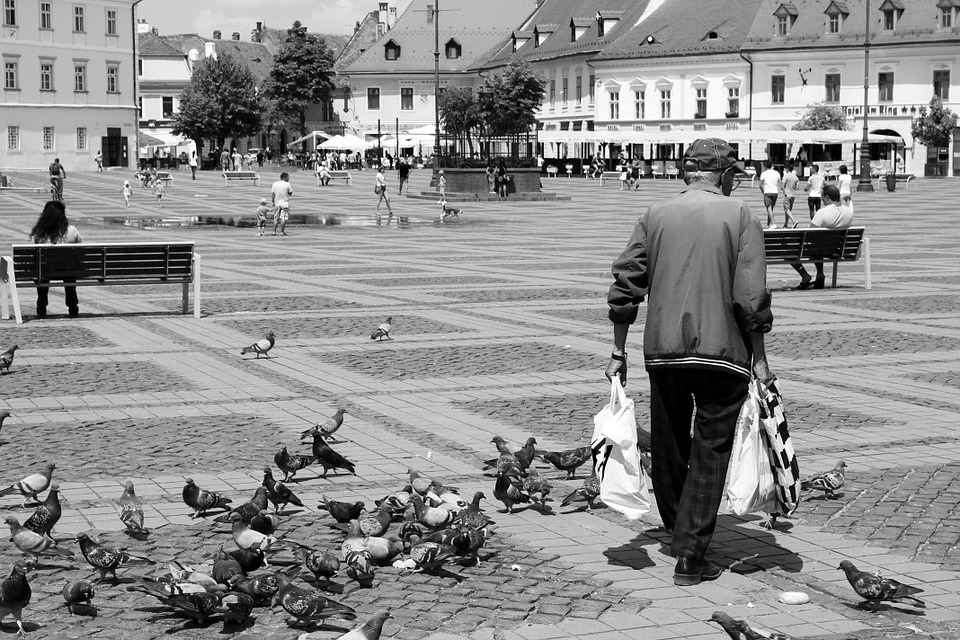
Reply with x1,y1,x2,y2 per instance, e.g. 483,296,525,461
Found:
211,551,244,585
275,446,316,482
226,547,265,573
357,504,392,537
274,571,357,625
240,332,275,358
319,496,364,524
221,592,255,625
62,580,95,615
214,486,269,524
229,512,280,553
370,317,392,341
409,494,455,529
116,480,148,535
22,482,62,541
262,468,305,514
408,534,457,572
312,435,356,476
0,345,17,374
333,609,391,640
0,562,31,637
514,437,538,473
228,571,285,606
453,491,493,529
344,549,375,588
127,575,222,624
76,533,153,582
182,478,232,518
341,520,403,563
560,473,601,511
493,472,530,514
300,408,348,441
539,445,591,479
709,611,788,640
522,467,553,511
839,560,926,610
0,463,56,508
295,544,340,586
802,460,846,499
5,516,74,559
250,510,280,536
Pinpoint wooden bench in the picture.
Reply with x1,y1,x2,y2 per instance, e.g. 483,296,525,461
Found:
875,173,915,190
763,226,871,289
0,241,201,323
599,171,622,186
156,171,173,187
315,170,352,186
222,171,260,186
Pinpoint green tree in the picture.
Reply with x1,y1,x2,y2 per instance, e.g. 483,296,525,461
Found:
482,60,546,137
792,102,848,130
911,96,958,149
171,52,263,151
438,86,482,156
268,21,337,137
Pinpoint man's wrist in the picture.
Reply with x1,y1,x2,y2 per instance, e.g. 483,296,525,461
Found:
610,350,626,360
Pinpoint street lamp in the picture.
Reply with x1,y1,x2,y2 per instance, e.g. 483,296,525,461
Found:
857,0,874,191
433,0,441,169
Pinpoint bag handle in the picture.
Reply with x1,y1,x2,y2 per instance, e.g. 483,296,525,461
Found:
609,377,629,414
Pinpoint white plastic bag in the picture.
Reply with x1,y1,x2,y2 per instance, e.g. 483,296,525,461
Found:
726,383,778,515
591,378,651,520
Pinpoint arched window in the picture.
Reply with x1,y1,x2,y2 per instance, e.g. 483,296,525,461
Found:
384,40,401,61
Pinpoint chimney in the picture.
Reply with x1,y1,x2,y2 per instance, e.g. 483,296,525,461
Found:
232,32,240,40
204,41,217,58
251,21,263,42
151,27,158,36
213,30,221,40
136,18,150,34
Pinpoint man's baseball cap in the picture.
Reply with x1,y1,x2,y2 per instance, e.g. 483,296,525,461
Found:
682,138,745,174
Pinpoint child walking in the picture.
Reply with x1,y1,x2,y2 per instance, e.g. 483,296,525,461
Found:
152,179,165,207
120,180,132,208
437,170,446,204
256,197,270,236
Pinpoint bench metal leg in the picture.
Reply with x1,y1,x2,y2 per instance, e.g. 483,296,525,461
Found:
831,261,838,288
863,237,872,290
192,253,201,318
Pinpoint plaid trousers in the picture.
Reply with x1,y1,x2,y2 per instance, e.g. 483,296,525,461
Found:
648,368,749,561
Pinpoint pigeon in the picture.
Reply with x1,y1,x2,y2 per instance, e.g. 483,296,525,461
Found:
22,482,62,541
228,571,285,606
374,487,412,520
214,486,269,524
0,411,10,435
0,562,31,637
341,520,403,563
262,468,305,514
229,512,280,553
62,580,95,615
0,345,17,374
454,526,489,566
409,494,455,529
300,408,348,441
182,478,231,518
426,480,466,510
294,545,340,585
344,549,376,588
560,473,601,511
227,547,265,573
522,466,553,511
370,317,392,341
493,471,530,514
408,534,457,572
211,551,245,585
275,446,316,482
240,332,275,358
250,510,280,536
357,504,393,537
514,437,538,473
5,516,74,559
709,611,788,640
802,460,846,499
407,469,434,496
334,609,391,640
482,440,516,473
221,592,255,625
539,445,591,479
167,562,226,593
76,533,152,582
274,571,357,625
320,496,365,524
838,560,926,610
454,491,493,529
0,463,56,508
312,435,356,476
116,480,148,536
127,575,222,624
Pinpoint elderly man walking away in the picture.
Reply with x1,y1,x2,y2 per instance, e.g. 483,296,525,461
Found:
605,138,775,587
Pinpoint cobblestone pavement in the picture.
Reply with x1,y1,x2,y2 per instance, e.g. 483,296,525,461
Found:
2,169,960,639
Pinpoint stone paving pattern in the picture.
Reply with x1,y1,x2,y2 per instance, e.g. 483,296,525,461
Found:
1,168,960,639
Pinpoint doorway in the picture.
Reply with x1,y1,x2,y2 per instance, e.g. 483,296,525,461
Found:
101,128,128,167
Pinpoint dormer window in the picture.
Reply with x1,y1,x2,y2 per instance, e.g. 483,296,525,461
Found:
879,0,904,31
595,10,622,38
384,39,401,61
444,39,461,59
773,3,798,36
534,24,555,48
512,31,531,52
937,0,955,28
824,1,848,34
570,18,590,42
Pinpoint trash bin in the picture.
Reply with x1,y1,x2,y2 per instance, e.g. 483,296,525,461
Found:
885,174,896,192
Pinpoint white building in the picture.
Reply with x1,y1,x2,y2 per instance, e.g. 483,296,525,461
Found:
136,22,193,158
1,0,140,170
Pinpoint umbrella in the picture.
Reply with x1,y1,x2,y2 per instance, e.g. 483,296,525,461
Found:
318,134,371,150
138,131,167,146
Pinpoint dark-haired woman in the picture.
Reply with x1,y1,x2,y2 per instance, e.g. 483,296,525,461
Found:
29,200,82,318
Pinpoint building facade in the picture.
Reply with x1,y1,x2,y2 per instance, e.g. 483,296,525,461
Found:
136,24,192,155
1,0,140,170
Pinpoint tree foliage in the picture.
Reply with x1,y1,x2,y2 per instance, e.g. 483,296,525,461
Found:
482,60,546,136
268,21,337,136
911,96,958,149
171,52,263,150
792,103,848,130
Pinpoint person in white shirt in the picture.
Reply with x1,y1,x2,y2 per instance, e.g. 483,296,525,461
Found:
780,161,800,228
791,184,853,289
758,160,781,229
271,172,293,236
804,164,825,219
836,164,853,206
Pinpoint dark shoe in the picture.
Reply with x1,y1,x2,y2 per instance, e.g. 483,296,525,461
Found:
36,306,46,318
796,279,813,290
813,278,825,290
68,306,79,318
674,558,723,586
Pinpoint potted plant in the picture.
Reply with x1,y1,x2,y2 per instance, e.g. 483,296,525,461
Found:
911,97,958,177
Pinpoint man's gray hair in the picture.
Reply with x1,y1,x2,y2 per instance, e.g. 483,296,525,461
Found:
683,170,721,186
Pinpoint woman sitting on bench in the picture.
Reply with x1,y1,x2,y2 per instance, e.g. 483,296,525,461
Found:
29,200,82,318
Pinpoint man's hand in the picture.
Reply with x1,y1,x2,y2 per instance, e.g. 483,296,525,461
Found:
605,352,627,387
753,358,776,386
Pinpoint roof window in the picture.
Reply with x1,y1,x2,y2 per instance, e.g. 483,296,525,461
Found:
773,3,798,36
384,39,401,61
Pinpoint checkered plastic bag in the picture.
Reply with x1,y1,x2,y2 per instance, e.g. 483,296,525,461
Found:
755,379,801,515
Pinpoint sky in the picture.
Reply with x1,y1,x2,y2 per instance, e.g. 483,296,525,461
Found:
139,0,413,38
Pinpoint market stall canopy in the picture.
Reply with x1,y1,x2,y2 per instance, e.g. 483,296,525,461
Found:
318,134,372,150
538,128,903,146
138,131,169,147
404,124,437,137
289,131,333,146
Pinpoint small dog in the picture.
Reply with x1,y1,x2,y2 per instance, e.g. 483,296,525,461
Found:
440,203,462,221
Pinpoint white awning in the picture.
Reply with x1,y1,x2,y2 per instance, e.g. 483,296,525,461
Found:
289,131,333,146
